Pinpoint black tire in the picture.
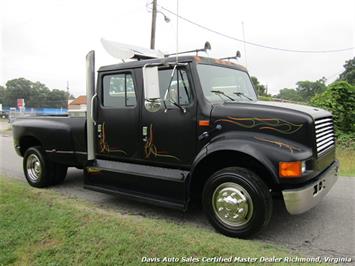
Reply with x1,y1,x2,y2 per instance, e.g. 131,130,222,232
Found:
52,164,68,185
23,146,67,187
202,167,272,238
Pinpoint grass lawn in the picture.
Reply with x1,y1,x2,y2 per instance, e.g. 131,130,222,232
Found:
0,176,323,266
337,147,355,176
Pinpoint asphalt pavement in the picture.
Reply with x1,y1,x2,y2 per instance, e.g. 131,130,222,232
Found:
1,120,354,260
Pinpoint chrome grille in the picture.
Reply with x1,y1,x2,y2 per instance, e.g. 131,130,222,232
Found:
315,117,335,155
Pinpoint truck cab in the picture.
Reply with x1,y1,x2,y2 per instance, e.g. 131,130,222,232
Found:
12,44,339,238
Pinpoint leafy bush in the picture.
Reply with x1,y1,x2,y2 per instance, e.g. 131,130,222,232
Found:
311,81,355,132
336,132,355,149
311,81,355,148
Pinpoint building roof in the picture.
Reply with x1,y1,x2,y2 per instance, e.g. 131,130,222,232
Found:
69,95,87,106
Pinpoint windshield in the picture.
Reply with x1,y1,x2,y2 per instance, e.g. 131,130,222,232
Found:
197,64,257,103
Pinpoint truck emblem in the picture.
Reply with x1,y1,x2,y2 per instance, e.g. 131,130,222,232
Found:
99,123,128,155
144,124,180,161
214,116,303,134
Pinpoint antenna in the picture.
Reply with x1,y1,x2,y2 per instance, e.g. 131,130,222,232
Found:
176,0,179,64
242,21,248,67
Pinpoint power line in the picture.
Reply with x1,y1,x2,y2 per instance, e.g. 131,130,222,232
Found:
159,5,355,54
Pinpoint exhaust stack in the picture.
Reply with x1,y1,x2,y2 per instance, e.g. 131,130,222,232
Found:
86,50,96,161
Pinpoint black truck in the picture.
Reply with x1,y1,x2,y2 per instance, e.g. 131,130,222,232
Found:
12,47,338,238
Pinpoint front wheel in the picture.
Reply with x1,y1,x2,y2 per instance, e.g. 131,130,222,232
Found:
202,167,272,238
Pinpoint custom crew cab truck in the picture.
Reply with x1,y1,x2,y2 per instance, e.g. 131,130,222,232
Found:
12,41,339,238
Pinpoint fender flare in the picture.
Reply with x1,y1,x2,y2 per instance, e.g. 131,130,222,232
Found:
189,132,312,186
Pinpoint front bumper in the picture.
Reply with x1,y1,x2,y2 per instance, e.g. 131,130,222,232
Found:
282,160,339,215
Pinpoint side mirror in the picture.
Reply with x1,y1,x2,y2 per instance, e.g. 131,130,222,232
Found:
143,66,161,112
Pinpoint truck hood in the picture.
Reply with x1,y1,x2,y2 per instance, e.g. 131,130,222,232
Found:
251,101,331,120
209,100,331,148
211,100,331,121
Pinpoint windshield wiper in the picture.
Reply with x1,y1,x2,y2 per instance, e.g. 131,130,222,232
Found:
211,90,235,101
233,92,253,101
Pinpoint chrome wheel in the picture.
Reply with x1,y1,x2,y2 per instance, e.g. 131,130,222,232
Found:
212,182,253,227
26,154,42,182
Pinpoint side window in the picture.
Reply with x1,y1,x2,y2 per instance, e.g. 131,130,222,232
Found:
158,68,192,106
103,73,136,107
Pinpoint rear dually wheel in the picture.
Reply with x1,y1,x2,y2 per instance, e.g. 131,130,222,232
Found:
23,146,67,187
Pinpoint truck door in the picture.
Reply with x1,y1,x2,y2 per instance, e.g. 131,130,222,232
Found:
96,70,140,161
141,65,196,168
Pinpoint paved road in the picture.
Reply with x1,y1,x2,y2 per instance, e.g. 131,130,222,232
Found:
1,120,354,260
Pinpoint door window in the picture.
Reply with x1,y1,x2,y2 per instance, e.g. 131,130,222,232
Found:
158,68,192,106
103,73,136,107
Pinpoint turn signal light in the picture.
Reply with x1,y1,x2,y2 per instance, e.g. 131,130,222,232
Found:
279,161,302,178
198,120,210,127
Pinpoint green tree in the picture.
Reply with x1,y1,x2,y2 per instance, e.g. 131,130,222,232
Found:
28,81,51,108
4,78,34,107
276,88,303,102
311,81,355,133
0,85,5,104
295,78,327,102
339,57,355,86
47,89,68,108
3,78,68,108
251,76,269,96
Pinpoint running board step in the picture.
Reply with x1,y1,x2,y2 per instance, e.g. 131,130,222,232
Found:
92,159,189,182
84,184,186,210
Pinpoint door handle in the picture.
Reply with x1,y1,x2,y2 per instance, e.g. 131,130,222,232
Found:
142,126,148,142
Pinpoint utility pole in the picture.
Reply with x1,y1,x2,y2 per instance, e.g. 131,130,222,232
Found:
150,0,157,49
66,81,70,108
